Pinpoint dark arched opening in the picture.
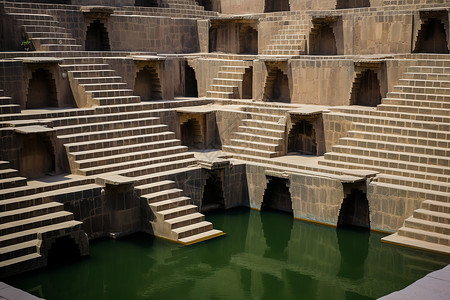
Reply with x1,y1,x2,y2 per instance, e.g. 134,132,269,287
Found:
414,18,449,54
47,236,81,266
85,20,110,51
19,133,55,178
262,177,292,214
242,67,253,99
239,26,258,54
27,68,57,108
337,189,370,229
135,0,159,7
264,0,290,12
196,0,213,11
185,63,198,97
336,0,370,9
350,70,382,107
310,23,337,55
263,68,290,103
181,118,202,149
201,174,225,212
134,66,162,101
209,27,217,52
288,120,317,155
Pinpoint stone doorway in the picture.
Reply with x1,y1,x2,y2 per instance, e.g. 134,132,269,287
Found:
201,173,225,212
180,118,203,149
135,0,159,7
262,177,293,214
263,66,290,103
350,70,382,107
134,66,162,100
18,133,55,178
288,119,317,155
337,184,370,229
264,0,290,12
196,0,213,11
85,20,110,51
310,21,337,55
47,236,80,266
336,0,369,9
242,67,253,99
414,17,449,54
239,25,258,54
185,63,198,97
27,68,58,108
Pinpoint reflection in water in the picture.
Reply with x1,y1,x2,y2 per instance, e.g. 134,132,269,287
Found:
336,227,370,280
6,208,450,300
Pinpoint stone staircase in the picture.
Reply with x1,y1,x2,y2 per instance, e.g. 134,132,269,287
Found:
3,2,81,51
0,161,91,278
222,105,289,158
116,1,217,19
262,19,309,56
206,60,252,99
60,57,140,108
0,91,20,115
320,58,450,254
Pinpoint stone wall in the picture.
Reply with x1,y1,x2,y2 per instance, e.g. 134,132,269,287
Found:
220,0,264,14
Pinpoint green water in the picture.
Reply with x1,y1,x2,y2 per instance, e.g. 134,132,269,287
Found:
6,208,450,300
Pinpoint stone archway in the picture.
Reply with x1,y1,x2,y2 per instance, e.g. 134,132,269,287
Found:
85,20,110,51
180,118,203,149
337,189,370,229
185,63,198,97
262,177,293,214
414,17,449,54
18,133,55,178
263,66,290,103
134,65,162,100
242,67,253,99
310,22,337,55
201,173,225,212
27,68,58,108
47,236,81,266
288,119,317,155
350,70,382,107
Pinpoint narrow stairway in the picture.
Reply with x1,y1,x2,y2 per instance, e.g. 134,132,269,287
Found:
261,19,309,56
206,60,252,99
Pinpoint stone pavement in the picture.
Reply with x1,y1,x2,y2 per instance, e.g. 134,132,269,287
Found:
379,264,450,300
0,282,43,300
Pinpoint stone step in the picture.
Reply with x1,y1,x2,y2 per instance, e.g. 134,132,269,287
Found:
377,104,450,116
78,152,194,176
61,64,110,71
59,125,171,144
0,252,42,276
0,162,10,170
0,202,63,224
382,98,450,109
64,129,172,153
135,180,176,196
16,19,58,26
404,72,450,81
115,157,197,178
0,169,19,180
141,188,184,204
389,87,450,100
382,232,450,255
413,209,450,225
80,83,128,92
20,25,67,33
0,220,83,248
242,119,285,130
407,66,450,74
331,144,449,167
398,78,450,88
165,212,204,229
324,151,450,177
93,96,141,106
212,78,241,86
216,71,244,80
222,144,278,158
421,200,450,214
7,13,54,21
405,216,450,236
157,204,198,221
398,227,450,246
0,240,37,262
320,158,449,183
55,116,160,135
244,106,290,116
206,91,234,99
0,97,14,105
74,76,123,85
31,37,77,45
88,89,134,99
350,123,450,141
261,50,301,56
229,138,280,152
266,44,305,51
27,31,70,39
173,221,213,239
239,125,285,138
0,183,100,212
0,105,21,114
149,196,191,213
0,211,73,236
68,69,116,78
415,60,450,67
209,84,236,93
234,132,283,144
375,174,450,194
39,44,83,52
71,139,181,161
219,66,247,73
0,177,27,190
178,229,224,245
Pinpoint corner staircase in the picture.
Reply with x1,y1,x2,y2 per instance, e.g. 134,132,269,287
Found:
320,58,450,254
0,91,20,115
206,61,252,99
261,19,308,56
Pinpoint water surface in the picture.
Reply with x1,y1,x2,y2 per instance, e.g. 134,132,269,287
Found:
7,208,450,299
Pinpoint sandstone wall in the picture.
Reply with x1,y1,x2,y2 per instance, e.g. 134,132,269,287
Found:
220,0,264,14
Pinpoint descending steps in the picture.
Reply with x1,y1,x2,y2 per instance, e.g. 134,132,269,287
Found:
60,57,141,108
206,61,253,99
261,19,309,56
319,59,450,254
3,3,81,51
0,91,20,115
222,105,289,158
0,161,91,278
